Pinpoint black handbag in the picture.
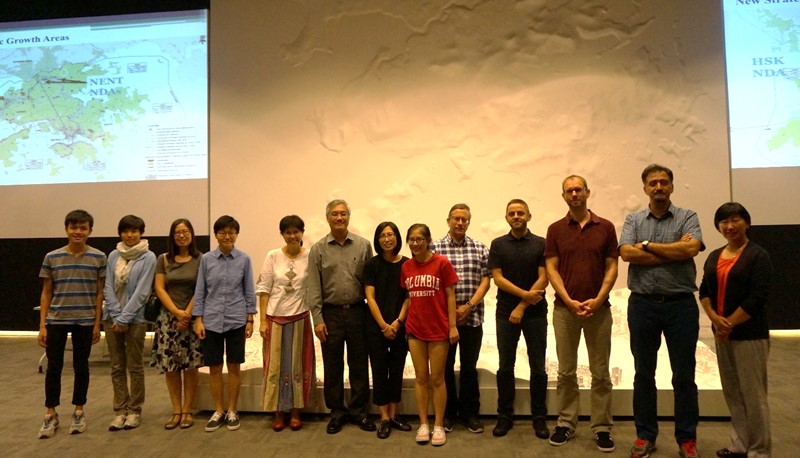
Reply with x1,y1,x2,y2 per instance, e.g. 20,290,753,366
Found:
144,291,161,322
144,255,169,322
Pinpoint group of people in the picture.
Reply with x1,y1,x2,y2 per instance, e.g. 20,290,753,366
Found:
37,163,772,458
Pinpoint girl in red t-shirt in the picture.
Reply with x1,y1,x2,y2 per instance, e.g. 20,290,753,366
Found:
399,223,458,446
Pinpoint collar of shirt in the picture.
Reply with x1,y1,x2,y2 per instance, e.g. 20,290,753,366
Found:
646,203,676,221
325,232,354,245
442,232,469,247
211,246,240,259
565,209,601,226
504,229,533,241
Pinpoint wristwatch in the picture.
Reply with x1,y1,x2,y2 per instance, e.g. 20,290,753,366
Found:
466,301,476,312
642,240,650,252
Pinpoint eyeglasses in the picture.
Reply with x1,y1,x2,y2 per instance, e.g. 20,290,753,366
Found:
174,230,191,237
216,232,238,239
408,238,427,245
378,233,396,240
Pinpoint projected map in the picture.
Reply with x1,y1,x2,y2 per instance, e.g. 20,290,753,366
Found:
0,13,207,185
723,0,800,169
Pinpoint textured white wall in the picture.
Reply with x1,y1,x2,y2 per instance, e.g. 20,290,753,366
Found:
209,0,730,287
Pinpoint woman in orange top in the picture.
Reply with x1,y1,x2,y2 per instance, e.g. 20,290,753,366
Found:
699,202,772,458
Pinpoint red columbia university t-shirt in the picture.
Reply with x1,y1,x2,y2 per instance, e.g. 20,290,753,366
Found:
400,253,459,342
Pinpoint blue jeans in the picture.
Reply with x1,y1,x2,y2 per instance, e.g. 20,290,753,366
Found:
496,314,548,419
628,293,699,444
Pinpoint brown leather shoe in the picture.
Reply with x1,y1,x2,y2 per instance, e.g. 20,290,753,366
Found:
272,412,286,432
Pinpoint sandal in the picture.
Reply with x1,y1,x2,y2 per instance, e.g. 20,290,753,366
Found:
165,413,182,430
179,412,194,429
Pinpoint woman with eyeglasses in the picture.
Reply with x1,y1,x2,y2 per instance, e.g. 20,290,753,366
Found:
193,215,257,433
699,203,773,458
151,218,204,430
256,215,315,432
364,222,411,439
400,223,459,447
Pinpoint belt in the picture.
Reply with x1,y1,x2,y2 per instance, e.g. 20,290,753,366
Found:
323,301,364,309
631,292,694,303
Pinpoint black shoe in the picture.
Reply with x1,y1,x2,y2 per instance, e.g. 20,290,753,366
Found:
390,416,412,432
443,417,455,433
466,416,484,433
352,415,376,432
595,432,615,452
533,417,549,439
492,417,513,437
548,426,574,446
326,416,346,434
376,419,391,439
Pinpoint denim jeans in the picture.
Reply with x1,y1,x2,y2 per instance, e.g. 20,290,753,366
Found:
628,293,699,443
445,324,483,420
496,313,548,419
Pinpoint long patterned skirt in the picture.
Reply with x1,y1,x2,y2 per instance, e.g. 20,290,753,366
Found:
262,312,316,412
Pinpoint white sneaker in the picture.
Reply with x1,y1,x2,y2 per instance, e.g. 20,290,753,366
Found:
38,413,59,439
431,425,447,446
123,413,141,429
416,423,430,443
109,414,126,431
69,411,87,434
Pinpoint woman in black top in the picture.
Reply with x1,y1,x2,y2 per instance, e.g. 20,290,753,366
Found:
364,221,411,439
699,202,772,458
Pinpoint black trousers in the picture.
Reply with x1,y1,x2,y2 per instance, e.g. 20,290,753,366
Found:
321,304,370,419
445,324,483,420
45,324,94,408
366,329,408,406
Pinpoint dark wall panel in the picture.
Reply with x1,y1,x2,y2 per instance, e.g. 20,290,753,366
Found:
0,236,210,331
750,225,800,330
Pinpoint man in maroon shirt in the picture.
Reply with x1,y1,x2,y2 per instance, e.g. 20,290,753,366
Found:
544,175,619,453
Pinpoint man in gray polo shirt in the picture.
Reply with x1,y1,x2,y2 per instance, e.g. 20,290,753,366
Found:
619,164,704,458
307,199,375,434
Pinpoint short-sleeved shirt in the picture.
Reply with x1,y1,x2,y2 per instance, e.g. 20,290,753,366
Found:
488,231,548,319
157,254,200,311
364,255,409,333
255,248,309,317
431,234,490,327
400,254,459,341
618,203,704,295
192,247,257,333
306,232,373,325
544,211,619,307
40,246,107,326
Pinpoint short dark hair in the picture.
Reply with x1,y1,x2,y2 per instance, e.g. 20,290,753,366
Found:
213,215,240,234
714,202,752,231
406,223,432,244
641,163,674,183
373,221,402,256
64,209,93,229
167,218,202,259
118,215,145,235
279,215,305,233
448,203,471,218
505,198,530,214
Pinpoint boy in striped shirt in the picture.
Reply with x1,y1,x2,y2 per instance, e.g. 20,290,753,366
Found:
38,210,107,438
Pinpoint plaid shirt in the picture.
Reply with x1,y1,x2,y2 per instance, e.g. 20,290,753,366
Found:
431,233,490,327
619,202,704,295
